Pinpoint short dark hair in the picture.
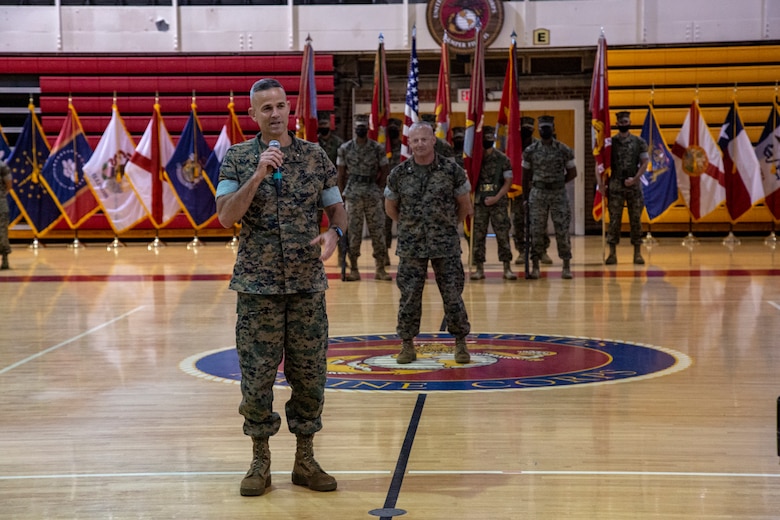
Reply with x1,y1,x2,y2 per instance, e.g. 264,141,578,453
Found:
250,78,284,98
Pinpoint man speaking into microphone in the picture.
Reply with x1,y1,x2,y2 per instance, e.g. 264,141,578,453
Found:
215,78,347,497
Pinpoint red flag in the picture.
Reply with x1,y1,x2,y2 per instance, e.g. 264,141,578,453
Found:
434,36,452,144
463,22,486,193
401,26,420,162
295,35,318,142
671,100,726,221
370,33,392,158
589,32,611,221
495,32,523,199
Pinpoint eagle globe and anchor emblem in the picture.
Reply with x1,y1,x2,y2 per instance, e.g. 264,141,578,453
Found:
426,0,505,53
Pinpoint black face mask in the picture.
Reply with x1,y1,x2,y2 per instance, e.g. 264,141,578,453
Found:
617,125,631,133
318,127,330,136
539,127,554,139
482,140,495,150
521,128,534,139
355,127,368,138
388,127,400,140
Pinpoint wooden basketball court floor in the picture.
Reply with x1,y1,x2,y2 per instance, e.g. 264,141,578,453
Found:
1,233,779,519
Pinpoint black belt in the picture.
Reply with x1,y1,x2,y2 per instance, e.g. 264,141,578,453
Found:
349,175,375,184
533,181,564,190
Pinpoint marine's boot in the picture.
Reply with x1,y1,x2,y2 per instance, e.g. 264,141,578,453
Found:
291,434,337,492
1,254,8,270
396,339,416,364
503,261,517,280
633,244,645,265
514,254,525,265
375,260,392,281
605,243,617,265
470,263,485,280
561,259,573,280
454,337,471,364
540,252,553,265
384,252,391,267
240,436,271,496
346,255,361,281
529,259,540,280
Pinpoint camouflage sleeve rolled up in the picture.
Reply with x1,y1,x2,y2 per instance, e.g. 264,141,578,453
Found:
219,133,336,295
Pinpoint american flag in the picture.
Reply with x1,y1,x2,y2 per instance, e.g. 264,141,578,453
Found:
400,26,419,161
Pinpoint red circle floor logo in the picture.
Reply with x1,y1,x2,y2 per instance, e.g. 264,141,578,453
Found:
180,333,690,392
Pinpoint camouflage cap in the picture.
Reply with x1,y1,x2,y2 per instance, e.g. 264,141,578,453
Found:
420,113,436,124
538,115,555,127
318,114,331,127
388,117,402,127
451,126,466,137
521,116,535,128
482,125,496,138
616,111,631,121
353,114,369,127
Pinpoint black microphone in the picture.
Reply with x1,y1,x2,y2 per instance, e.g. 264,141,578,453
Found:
269,139,282,196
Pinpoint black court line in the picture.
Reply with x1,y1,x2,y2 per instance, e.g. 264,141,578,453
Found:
369,393,427,520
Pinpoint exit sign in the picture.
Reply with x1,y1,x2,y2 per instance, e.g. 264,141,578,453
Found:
457,88,470,102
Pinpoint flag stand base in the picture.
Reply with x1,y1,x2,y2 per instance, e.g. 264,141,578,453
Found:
681,232,699,249
107,236,125,251
722,231,740,249
187,234,204,250
28,238,44,250
226,226,240,249
642,231,659,248
765,231,777,249
147,235,166,251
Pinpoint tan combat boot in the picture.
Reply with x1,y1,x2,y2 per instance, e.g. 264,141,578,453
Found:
470,263,485,280
454,337,470,364
375,261,392,281
540,252,553,265
503,261,517,280
346,255,360,281
397,339,416,364
633,244,645,265
291,434,337,492
605,243,617,265
240,437,271,496
529,259,540,280
562,259,573,279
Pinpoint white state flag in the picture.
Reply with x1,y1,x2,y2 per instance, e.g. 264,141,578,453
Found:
755,105,780,220
124,105,181,227
83,106,147,234
671,101,726,221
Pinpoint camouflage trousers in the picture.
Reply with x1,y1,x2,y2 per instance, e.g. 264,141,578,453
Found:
346,192,387,262
235,291,328,438
510,198,549,254
607,183,644,246
0,210,10,255
472,201,513,263
529,188,572,261
396,256,471,340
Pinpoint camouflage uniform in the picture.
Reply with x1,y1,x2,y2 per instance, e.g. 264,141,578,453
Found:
384,155,471,340
217,131,338,438
318,132,342,168
608,132,649,246
472,149,513,264
385,138,402,251
522,139,576,261
338,138,389,263
0,161,11,266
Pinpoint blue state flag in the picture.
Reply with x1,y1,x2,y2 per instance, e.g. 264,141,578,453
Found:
640,105,679,222
39,103,97,228
164,107,215,229
7,106,61,235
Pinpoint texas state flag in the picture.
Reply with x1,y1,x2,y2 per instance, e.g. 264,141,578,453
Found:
717,101,763,222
